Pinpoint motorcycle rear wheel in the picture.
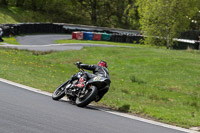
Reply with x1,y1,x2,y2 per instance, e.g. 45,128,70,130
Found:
75,85,98,107
52,81,69,100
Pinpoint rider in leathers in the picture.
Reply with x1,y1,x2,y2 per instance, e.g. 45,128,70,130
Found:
71,60,110,102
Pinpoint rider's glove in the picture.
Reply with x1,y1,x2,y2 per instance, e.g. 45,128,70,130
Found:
76,61,82,68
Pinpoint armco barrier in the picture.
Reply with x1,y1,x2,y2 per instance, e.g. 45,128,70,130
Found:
173,39,200,50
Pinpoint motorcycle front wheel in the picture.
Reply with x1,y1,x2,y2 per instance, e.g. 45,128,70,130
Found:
75,85,98,107
52,80,69,100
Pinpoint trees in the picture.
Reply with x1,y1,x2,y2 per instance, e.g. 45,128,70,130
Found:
110,0,139,29
137,0,199,48
72,0,139,28
16,0,25,7
74,0,99,25
0,0,8,5
0,0,139,29
190,1,200,30
1,0,198,38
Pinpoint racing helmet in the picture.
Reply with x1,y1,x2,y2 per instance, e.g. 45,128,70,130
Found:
97,60,108,68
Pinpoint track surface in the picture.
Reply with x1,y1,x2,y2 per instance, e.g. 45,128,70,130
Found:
0,81,186,133
15,34,72,45
0,34,131,51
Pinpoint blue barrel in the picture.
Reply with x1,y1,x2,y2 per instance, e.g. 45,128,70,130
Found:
83,32,94,40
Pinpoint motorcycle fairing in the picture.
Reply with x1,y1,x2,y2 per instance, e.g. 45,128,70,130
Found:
86,76,110,90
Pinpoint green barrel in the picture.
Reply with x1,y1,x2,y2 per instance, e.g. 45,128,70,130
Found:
101,33,111,41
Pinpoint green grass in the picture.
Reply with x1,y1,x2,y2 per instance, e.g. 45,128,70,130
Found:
0,36,20,45
0,46,200,128
0,6,52,24
55,39,154,48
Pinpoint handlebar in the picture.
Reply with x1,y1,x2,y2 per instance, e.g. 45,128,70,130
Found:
73,62,84,72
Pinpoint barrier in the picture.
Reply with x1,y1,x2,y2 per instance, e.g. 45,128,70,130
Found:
2,23,199,50
93,33,102,41
83,32,94,40
110,33,144,43
72,32,83,40
173,39,199,50
2,23,65,36
101,33,111,41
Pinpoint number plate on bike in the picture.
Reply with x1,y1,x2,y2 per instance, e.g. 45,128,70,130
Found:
94,76,101,81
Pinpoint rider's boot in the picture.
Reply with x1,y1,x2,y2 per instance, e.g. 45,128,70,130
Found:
75,77,86,88
95,87,109,102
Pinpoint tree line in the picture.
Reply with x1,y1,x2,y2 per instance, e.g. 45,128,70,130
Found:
0,0,139,29
0,0,199,47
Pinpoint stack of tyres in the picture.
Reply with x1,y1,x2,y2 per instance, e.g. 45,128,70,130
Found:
19,24,26,34
93,33,102,41
101,33,111,41
173,40,199,50
54,24,64,33
126,34,134,43
83,32,94,40
39,23,46,33
115,34,122,42
125,34,144,44
12,24,19,35
121,34,127,42
72,32,83,40
110,33,117,42
134,35,144,43
2,24,15,36
119,34,127,42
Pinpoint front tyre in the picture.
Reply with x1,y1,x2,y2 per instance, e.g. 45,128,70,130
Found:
52,81,69,100
75,85,98,107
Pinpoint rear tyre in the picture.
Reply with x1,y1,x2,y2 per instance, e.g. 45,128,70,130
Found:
75,85,98,107
52,81,69,100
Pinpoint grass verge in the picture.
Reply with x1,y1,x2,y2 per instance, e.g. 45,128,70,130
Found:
0,36,20,45
55,39,156,48
0,47,200,128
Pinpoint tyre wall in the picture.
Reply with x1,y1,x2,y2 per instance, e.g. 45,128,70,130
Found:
1,23,199,50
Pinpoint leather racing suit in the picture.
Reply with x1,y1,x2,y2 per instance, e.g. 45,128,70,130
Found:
71,63,111,102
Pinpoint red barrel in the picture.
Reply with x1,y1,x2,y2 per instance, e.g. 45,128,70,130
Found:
72,32,83,40
93,33,102,41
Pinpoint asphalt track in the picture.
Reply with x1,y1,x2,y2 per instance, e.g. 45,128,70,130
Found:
0,34,127,51
0,80,191,133
16,34,72,45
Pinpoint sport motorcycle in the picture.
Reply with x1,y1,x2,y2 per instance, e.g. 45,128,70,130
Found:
52,63,111,107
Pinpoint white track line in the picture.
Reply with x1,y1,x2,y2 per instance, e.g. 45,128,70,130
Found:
0,78,199,133
0,43,133,48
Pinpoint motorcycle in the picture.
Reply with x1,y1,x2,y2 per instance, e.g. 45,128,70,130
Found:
52,63,111,107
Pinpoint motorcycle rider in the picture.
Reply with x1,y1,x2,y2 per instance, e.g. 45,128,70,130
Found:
72,60,110,102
